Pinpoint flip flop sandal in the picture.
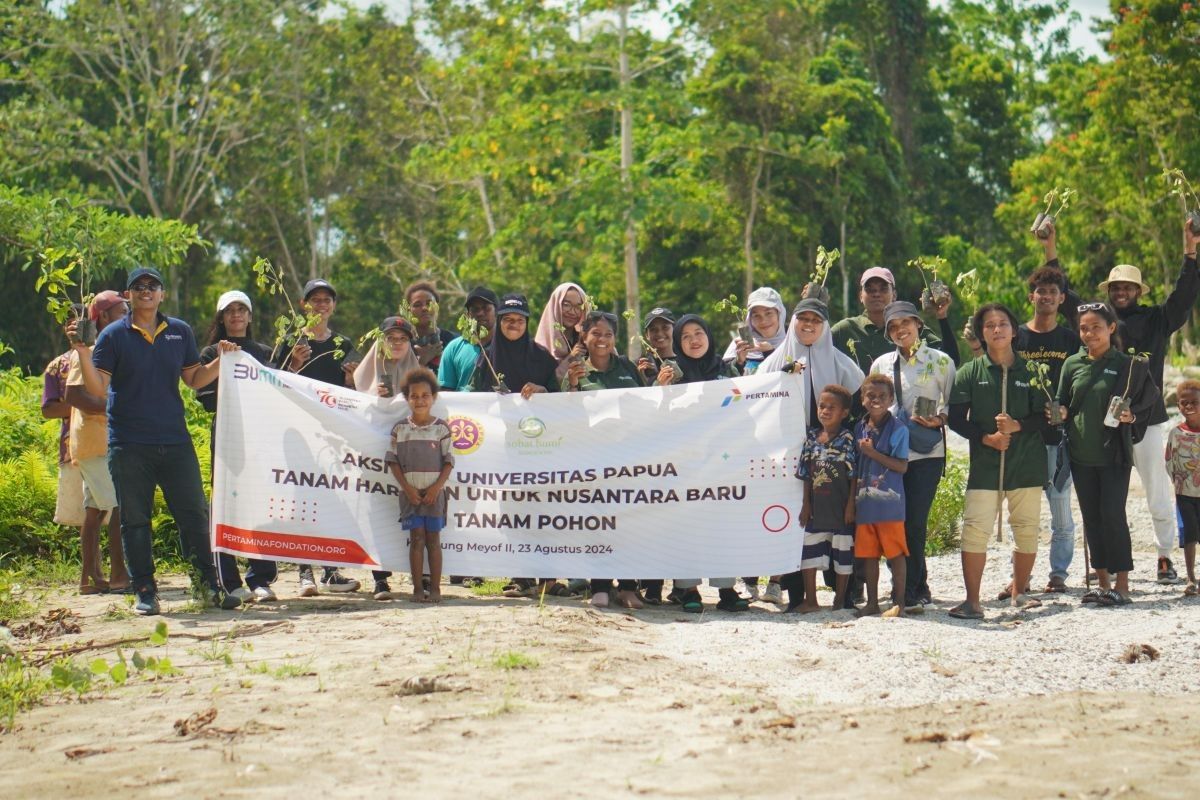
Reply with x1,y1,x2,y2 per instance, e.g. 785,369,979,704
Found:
1184,583,1198,597
1105,590,1132,606
1093,591,1117,607
541,582,570,597
947,605,984,620
1013,595,1042,610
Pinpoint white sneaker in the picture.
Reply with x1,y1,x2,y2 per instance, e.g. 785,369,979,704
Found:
321,571,360,593
229,586,255,604
743,581,761,601
762,582,783,604
298,571,319,597
252,585,277,602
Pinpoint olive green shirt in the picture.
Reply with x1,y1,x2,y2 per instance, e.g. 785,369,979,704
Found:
832,314,951,374
948,352,1048,490
1057,348,1126,467
563,355,645,392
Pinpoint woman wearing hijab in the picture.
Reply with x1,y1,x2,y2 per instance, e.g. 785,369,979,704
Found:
730,287,789,600
760,299,866,425
722,287,787,376
476,294,563,599
353,316,421,398
472,294,559,397
534,281,590,379
352,315,424,599
760,299,865,610
666,314,751,612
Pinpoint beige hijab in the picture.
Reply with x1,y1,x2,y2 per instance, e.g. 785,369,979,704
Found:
533,282,589,361
353,338,420,396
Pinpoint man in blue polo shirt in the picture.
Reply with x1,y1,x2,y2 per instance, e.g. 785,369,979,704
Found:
71,267,242,615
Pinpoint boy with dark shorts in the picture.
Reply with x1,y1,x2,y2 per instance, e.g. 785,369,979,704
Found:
854,374,910,618
1166,379,1200,595
792,385,858,613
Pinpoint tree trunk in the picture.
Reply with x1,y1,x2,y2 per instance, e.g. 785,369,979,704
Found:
743,147,765,300
619,4,640,359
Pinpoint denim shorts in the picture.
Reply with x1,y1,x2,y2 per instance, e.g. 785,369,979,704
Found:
401,515,445,533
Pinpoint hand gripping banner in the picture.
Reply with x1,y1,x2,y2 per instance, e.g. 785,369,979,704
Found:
212,350,807,578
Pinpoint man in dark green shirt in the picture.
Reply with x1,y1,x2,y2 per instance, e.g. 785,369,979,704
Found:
831,267,961,373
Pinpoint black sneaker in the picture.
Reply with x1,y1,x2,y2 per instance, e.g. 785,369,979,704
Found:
209,589,242,610
373,580,394,601
321,570,361,593
1158,557,1179,585
643,586,663,605
134,585,160,616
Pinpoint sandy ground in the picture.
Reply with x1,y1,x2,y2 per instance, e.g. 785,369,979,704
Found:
4,425,1200,796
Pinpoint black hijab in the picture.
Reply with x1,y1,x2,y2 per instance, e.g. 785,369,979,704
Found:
672,314,726,383
473,313,559,392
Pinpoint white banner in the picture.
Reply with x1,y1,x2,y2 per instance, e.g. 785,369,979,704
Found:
212,350,807,577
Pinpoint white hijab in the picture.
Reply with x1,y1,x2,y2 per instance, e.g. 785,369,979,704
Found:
722,286,788,361
759,315,864,413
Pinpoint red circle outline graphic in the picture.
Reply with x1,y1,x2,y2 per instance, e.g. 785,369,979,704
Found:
761,504,791,533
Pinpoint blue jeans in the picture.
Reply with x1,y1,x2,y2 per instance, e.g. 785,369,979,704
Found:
108,443,220,591
903,457,944,604
1045,444,1076,580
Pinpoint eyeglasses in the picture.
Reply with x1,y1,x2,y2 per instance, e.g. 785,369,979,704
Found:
129,282,161,293
561,301,586,313
1077,302,1106,313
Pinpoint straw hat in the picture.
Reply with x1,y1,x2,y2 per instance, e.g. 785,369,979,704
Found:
1098,264,1151,294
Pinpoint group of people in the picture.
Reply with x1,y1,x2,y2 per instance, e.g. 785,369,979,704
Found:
45,217,1200,618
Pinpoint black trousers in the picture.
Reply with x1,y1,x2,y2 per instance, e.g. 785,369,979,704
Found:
1071,461,1134,574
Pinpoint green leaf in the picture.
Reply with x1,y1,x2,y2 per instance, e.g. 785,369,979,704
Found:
149,621,168,646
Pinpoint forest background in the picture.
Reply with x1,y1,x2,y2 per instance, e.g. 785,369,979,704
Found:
1,0,1198,372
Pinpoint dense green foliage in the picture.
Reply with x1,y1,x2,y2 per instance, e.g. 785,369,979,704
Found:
2,0,1197,373
0,372,210,566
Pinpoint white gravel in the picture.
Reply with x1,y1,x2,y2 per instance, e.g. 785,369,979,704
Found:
652,370,1200,708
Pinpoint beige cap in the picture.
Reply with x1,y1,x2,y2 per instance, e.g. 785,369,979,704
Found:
1099,264,1151,294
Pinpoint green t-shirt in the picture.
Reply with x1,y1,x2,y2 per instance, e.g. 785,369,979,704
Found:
949,353,1048,490
564,355,645,392
1057,348,1125,467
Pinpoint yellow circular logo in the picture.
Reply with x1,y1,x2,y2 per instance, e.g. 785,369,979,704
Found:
449,416,485,456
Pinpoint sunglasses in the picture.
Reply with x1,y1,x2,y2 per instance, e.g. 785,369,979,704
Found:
1077,302,1106,313
129,282,162,293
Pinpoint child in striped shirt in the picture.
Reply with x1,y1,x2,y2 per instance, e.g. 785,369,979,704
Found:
385,368,454,602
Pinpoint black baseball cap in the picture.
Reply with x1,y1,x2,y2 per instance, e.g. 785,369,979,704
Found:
464,286,498,308
792,298,829,321
303,279,336,300
126,267,165,289
381,316,416,338
497,293,531,317
642,307,675,328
